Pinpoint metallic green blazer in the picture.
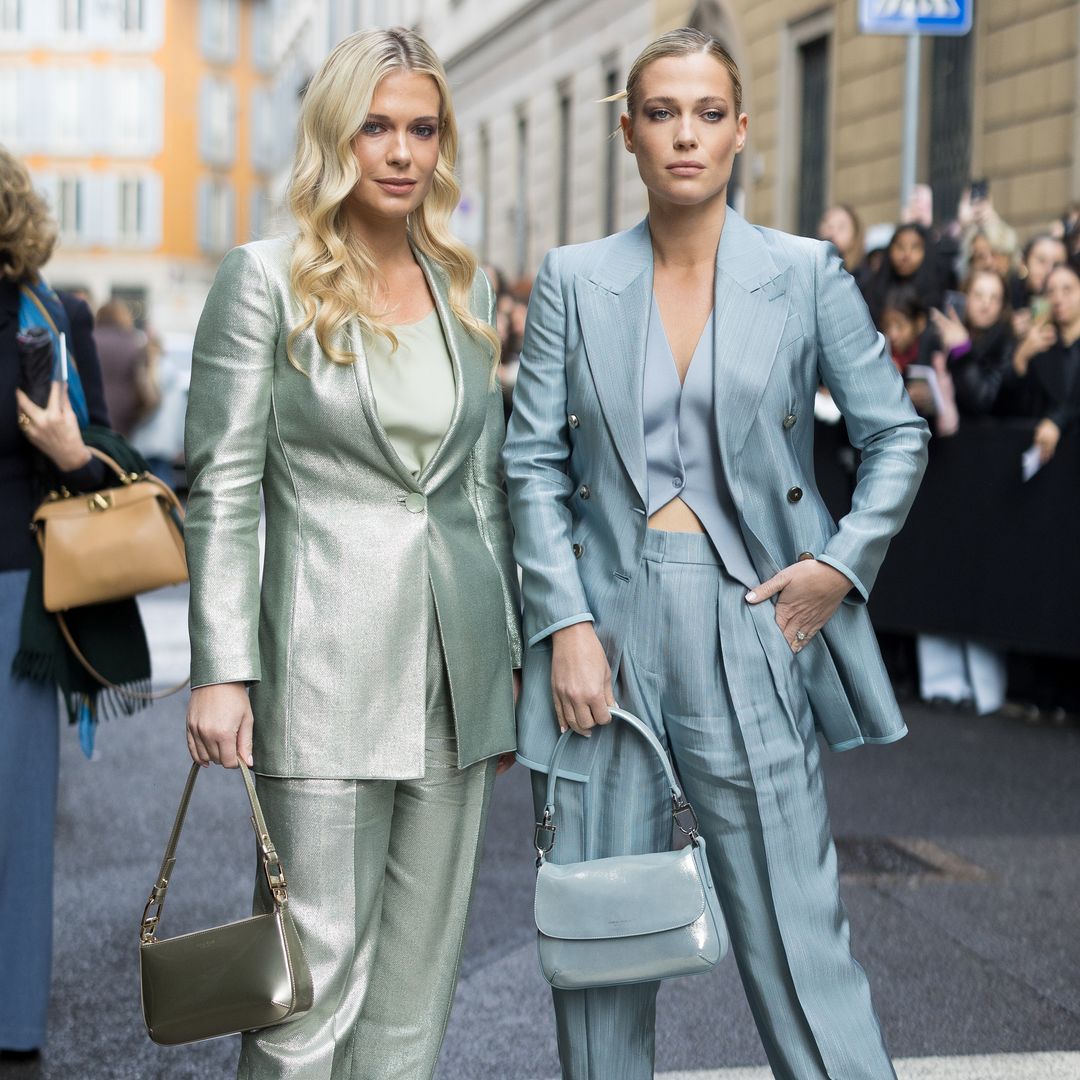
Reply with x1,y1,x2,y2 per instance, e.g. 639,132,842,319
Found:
184,237,522,779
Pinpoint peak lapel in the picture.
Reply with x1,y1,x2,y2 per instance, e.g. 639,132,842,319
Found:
575,221,653,507
712,210,793,472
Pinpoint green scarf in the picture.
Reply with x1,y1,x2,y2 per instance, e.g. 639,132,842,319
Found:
11,426,155,725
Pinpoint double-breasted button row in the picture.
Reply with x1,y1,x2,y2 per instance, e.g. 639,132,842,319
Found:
787,487,803,503
572,542,584,559
568,414,580,429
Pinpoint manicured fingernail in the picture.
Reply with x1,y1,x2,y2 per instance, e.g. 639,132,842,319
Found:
745,591,757,602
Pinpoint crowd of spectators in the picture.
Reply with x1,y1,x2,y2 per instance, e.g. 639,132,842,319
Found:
816,184,1080,722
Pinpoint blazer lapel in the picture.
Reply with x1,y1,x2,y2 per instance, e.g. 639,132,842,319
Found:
413,248,491,492
575,220,653,507
711,209,793,474
343,315,423,492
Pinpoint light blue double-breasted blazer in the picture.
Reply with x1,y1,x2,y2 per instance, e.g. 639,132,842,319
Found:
502,208,930,779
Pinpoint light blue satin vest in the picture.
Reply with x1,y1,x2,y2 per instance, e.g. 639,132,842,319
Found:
642,294,757,588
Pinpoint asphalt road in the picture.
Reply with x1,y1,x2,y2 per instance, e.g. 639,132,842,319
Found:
3,588,1079,1079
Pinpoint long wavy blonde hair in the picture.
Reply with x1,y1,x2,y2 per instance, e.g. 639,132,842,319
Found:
0,144,57,283
287,28,498,371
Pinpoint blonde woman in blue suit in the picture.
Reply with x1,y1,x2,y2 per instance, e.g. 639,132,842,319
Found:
184,28,521,1080
503,28,929,1080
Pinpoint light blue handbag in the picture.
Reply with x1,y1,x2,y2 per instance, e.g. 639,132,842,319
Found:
533,708,728,990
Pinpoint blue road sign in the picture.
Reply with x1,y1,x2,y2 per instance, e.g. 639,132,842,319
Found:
859,0,972,36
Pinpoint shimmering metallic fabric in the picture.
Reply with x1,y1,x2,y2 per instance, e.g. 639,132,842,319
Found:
237,609,496,1080
184,236,521,778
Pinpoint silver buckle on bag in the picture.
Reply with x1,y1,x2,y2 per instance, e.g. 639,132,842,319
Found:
534,810,556,867
671,795,700,845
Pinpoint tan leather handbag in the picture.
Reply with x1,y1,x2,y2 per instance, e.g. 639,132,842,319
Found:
32,446,187,612
140,761,314,1046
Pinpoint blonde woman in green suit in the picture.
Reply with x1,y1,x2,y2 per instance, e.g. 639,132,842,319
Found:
182,28,521,1080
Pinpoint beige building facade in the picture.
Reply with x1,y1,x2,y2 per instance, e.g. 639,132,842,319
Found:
423,0,1080,276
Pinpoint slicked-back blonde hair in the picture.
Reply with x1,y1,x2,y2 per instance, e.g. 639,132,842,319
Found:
624,27,743,118
286,27,498,371
0,144,57,283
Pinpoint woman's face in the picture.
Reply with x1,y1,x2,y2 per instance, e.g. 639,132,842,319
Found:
1047,267,1080,327
889,230,925,278
1026,237,1066,294
818,207,856,255
965,272,1004,330
620,52,747,209
882,309,924,355
348,70,443,226
969,233,995,274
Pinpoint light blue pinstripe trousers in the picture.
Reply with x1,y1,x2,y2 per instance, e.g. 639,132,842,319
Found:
531,530,896,1080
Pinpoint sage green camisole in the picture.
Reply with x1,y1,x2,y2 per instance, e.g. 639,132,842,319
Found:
363,309,456,477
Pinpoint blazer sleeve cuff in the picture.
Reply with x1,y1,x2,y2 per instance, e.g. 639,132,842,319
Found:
815,553,869,604
527,612,594,648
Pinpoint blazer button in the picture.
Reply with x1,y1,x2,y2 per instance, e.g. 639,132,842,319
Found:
572,542,584,559
797,551,815,561
568,414,580,429
578,484,591,499
404,492,427,513
783,413,797,430
787,486,803,504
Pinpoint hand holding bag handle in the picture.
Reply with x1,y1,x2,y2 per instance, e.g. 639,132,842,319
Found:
139,761,313,1045
531,707,727,990
534,707,700,867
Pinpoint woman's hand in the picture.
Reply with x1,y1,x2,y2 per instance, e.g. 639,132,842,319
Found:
745,559,853,652
186,682,254,768
1013,322,1056,376
930,306,969,353
550,622,614,737
15,382,91,472
1033,418,1061,464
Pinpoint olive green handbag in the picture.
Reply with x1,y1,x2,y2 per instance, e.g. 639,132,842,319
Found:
139,761,314,1045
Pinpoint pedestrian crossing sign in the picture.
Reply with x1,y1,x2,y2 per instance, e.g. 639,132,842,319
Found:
859,0,973,36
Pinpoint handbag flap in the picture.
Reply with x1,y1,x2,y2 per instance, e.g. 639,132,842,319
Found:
535,845,706,940
33,480,164,524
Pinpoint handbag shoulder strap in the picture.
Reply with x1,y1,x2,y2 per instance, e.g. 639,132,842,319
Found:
141,761,287,944
535,708,700,865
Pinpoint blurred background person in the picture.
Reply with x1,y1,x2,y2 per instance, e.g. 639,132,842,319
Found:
1000,261,1080,463
1008,233,1066,337
880,283,959,438
92,298,159,440
817,203,867,285
930,269,1015,418
865,223,948,326
0,144,112,1061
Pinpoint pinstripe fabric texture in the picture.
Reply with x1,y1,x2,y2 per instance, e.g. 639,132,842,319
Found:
531,530,896,1080
502,210,930,780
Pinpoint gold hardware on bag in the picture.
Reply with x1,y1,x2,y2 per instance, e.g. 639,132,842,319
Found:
88,491,113,511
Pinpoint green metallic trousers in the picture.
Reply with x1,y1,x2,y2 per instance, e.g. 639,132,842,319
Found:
237,606,497,1079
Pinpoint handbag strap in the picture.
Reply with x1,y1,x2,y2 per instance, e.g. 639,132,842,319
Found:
140,760,288,944
55,611,190,700
82,446,187,520
534,707,701,866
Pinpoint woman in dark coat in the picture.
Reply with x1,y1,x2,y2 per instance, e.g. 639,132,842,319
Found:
0,145,110,1059
864,222,948,329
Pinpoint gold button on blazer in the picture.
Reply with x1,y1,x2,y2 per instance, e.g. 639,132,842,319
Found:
184,237,522,779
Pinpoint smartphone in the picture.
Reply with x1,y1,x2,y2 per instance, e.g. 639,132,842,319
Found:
1030,296,1051,322
970,178,990,202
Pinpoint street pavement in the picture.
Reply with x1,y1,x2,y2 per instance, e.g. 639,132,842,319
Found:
3,585,1079,1079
